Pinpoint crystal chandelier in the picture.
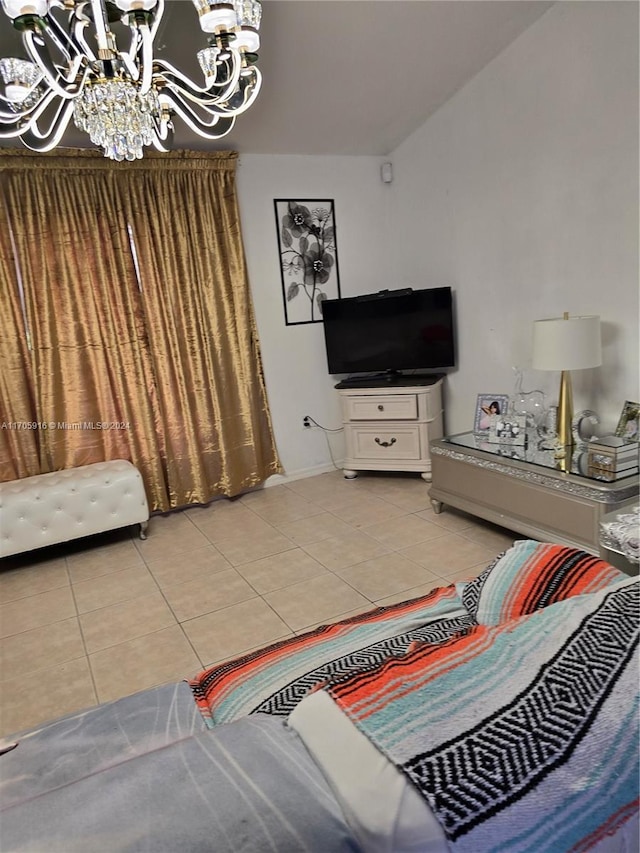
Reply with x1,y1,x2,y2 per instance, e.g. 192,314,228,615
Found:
0,0,262,160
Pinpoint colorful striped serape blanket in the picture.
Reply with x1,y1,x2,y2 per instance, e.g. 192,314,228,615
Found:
327,577,639,853
189,542,624,728
190,584,472,726
461,539,624,624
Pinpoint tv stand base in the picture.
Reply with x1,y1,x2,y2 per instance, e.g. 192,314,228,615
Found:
345,468,433,483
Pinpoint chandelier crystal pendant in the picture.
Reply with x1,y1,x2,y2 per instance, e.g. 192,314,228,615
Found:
0,0,262,160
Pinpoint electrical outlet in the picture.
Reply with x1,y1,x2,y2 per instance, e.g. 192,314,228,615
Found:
303,416,311,428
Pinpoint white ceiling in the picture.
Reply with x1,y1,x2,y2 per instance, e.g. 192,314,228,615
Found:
0,0,554,156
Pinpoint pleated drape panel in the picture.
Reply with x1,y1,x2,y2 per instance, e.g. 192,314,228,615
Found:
0,149,281,512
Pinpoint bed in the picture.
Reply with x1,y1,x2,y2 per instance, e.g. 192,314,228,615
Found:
1,541,638,853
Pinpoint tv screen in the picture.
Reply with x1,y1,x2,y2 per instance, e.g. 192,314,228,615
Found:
321,286,455,376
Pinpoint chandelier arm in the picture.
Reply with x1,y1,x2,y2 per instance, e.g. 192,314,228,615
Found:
117,13,146,82
40,5,84,66
0,111,35,133
200,54,242,102
159,89,235,138
148,0,165,44
122,0,163,70
23,30,82,99
71,3,98,63
0,89,51,126
28,11,86,88
13,98,75,150
153,54,244,106
118,50,139,82
229,67,262,115
0,101,22,125
118,25,141,82
163,69,262,118
150,116,173,152
89,0,111,53
165,66,262,116
117,22,153,89
138,22,153,95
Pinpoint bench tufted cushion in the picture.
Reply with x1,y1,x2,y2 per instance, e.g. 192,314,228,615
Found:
0,460,149,558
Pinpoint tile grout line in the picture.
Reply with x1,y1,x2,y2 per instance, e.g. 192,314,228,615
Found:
65,556,103,707
0,472,521,733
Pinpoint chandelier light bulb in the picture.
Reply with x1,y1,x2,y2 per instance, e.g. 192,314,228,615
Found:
191,0,237,33
1,0,49,19
114,0,157,11
0,56,42,105
0,0,263,159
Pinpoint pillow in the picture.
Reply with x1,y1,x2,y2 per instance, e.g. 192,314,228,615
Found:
289,690,448,853
188,584,471,727
462,539,627,625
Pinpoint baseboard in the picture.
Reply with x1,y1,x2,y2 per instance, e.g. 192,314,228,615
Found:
264,460,344,487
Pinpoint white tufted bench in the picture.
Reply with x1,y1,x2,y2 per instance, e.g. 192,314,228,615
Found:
0,460,149,559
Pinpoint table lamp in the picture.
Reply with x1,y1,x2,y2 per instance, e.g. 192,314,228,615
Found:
532,313,602,449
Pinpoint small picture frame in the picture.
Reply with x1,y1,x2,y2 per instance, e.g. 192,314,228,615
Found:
489,415,527,446
473,394,509,434
615,401,639,442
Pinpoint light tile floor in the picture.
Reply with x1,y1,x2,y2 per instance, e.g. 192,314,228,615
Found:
0,470,520,737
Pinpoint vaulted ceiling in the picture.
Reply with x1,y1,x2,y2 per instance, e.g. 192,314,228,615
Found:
0,0,553,156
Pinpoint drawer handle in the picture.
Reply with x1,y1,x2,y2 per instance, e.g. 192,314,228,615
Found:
377,405,384,411
375,437,397,448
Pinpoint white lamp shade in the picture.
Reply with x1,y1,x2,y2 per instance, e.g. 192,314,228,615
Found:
532,315,602,371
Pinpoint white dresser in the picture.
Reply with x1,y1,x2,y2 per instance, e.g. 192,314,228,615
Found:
336,377,444,481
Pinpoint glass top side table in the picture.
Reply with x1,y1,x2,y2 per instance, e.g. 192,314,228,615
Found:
429,432,640,554
443,431,638,482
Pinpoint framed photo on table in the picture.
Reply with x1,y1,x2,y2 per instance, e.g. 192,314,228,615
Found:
473,394,509,434
615,401,639,442
489,415,527,446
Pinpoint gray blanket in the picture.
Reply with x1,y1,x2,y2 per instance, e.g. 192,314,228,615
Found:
0,683,359,852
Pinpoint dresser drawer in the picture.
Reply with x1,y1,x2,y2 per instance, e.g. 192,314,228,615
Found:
346,425,422,461
345,394,418,421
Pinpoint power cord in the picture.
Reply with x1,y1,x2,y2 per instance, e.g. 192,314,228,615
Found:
303,415,343,471
303,415,343,432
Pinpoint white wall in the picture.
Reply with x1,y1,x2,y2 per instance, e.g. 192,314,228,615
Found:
387,1,639,436
236,154,392,477
237,1,639,481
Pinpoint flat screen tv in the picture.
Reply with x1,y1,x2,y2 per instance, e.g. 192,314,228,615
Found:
321,286,455,377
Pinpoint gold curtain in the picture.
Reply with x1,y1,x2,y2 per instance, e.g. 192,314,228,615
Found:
0,148,281,511
0,189,39,481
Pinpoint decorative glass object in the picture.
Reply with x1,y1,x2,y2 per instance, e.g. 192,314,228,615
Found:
600,506,640,563
0,57,43,110
73,80,161,162
510,368,546,430
537,405,562,453
572,409,600,445
235,0,262,29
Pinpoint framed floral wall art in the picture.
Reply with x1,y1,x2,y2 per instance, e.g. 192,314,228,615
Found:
274,199,341,325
